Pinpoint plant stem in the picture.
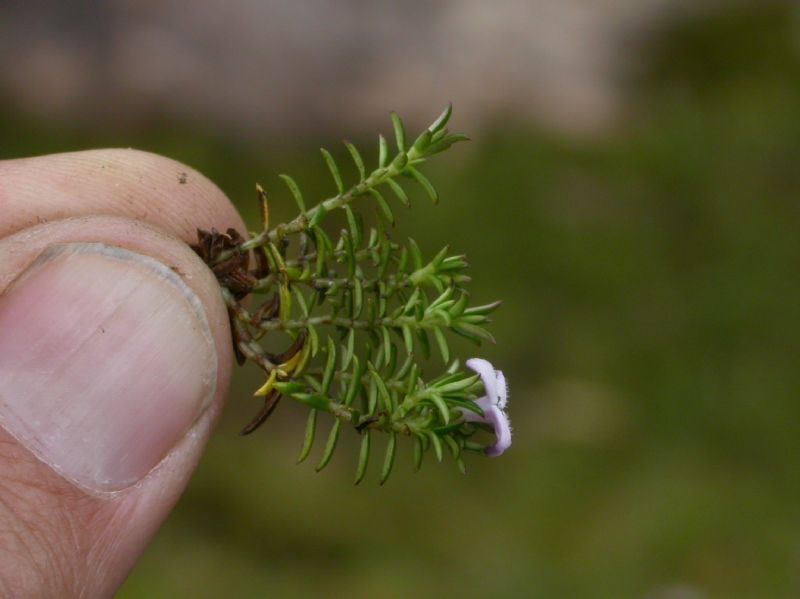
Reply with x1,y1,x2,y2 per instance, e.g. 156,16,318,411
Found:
214,153,424,264
257,312,446,332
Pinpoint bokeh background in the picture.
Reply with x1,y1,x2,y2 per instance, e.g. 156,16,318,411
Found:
2,1,800,597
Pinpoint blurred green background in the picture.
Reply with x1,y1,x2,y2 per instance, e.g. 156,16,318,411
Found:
3,3,800,598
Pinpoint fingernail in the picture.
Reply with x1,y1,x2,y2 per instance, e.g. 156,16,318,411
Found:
0,243,217,492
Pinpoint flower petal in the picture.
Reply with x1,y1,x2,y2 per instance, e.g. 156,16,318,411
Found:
466,358,498,406
484,404,512,457
464,358,511,456
495,369,508,409
459,394,492,423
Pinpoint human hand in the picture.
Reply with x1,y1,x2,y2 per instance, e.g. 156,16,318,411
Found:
0,150,244,597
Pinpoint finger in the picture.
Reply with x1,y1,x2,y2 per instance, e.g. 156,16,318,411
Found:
0,148,244,241
0,151,246,597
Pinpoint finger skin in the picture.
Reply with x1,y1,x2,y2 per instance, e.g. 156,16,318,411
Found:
0,149,244,241
0,150,246,598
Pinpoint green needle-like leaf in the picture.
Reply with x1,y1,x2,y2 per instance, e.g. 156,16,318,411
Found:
344,141,366,181
380,432,397,485
412,129,432,153
408,167,439,203
279,174,306,212
433,327,450,363
344,356,363,407
390,112,406,152
452,323,496,345
316,419,342,471
430,394,450,424
369,188,395,226
352,279,364,319
292,286,309,317
428,103,453,133
429,432,443,462
369,363,393,412
381,328,393,367
385,178,409,206
354,431,370,484
322,338,337,393
444,435,461,460
413,435,424,472
343,329,356,370
320,148,344,193
402,324,414,354
367,376,378,415
297,409,317,463
378,134,389,168
427,133,470,156
344,205,362,248
408,238,423,270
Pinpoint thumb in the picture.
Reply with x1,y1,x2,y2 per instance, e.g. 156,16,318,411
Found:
0,216,235,597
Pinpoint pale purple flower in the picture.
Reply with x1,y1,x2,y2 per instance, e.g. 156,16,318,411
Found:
462,358,511,457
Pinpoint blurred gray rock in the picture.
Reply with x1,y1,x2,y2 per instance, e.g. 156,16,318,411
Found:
0,0,721,138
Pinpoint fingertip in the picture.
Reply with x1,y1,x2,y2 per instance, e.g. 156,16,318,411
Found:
0,148,246,242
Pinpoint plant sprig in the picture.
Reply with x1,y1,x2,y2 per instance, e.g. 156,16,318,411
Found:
214,104,468,262
195,106,503,484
